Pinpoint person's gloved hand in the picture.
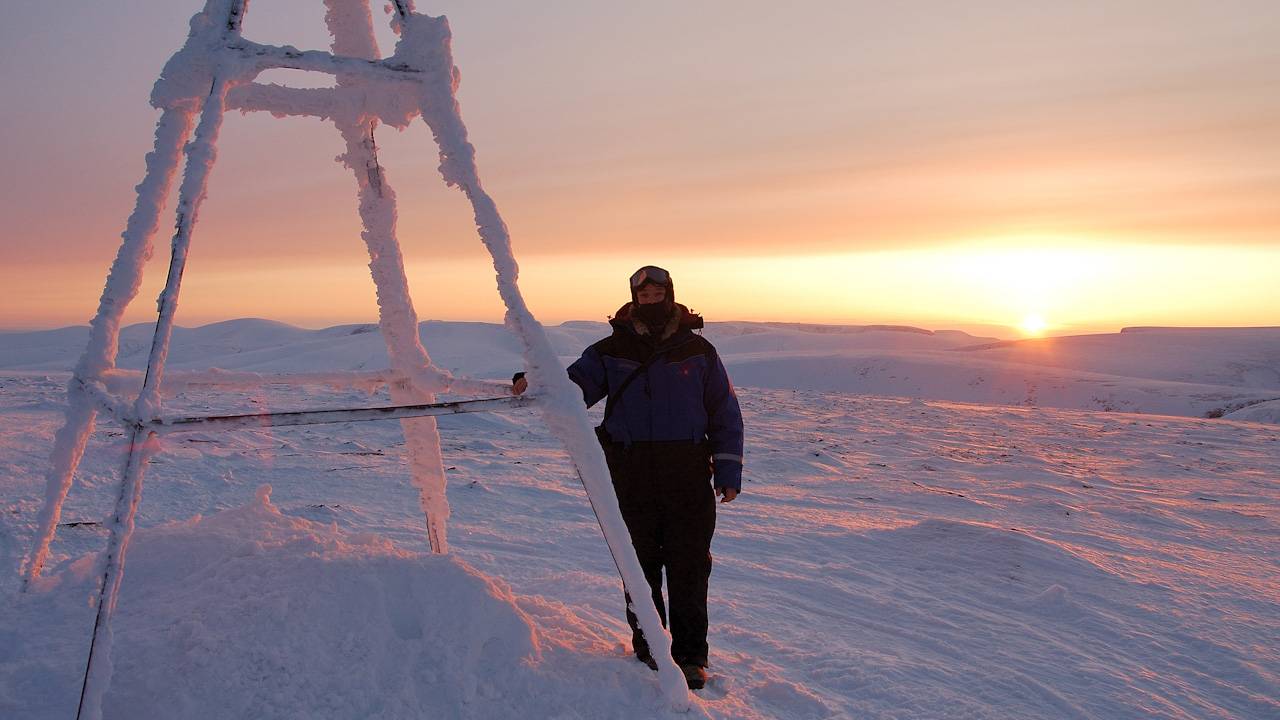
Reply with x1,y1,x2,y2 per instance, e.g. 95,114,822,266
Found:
713,457,742,503
511,372,527,396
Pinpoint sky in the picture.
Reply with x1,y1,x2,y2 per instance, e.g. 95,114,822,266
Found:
1,1,1278,337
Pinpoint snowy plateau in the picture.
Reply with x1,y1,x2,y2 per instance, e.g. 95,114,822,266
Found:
1,319,1277,719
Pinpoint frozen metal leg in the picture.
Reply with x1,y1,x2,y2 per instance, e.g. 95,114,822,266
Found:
329,2,451,553
76,34,238,720
75,427,155,720
23,106,196,588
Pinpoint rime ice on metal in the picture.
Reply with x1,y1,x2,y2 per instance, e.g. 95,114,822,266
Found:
24,0,692,716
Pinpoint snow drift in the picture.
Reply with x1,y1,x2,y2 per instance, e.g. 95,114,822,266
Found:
13,487,539,718
8,485,710,719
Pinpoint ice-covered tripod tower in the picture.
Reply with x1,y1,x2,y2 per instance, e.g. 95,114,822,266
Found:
23,0,693,715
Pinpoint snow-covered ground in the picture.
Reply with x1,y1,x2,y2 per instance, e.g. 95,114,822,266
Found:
1,321,1277,718
4,320,1278,419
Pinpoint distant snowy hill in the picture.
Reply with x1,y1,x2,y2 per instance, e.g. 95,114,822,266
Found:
952,326,1280,388
0,319,988,377
1227,398,1280,423
2,320,1278,421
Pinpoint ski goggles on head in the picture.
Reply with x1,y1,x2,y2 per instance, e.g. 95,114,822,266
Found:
630,266,671,289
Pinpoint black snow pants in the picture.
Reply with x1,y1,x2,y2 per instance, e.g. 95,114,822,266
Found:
604,439,717,668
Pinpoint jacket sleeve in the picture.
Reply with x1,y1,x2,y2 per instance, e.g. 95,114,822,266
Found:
566,344,608,408
703,348,744,491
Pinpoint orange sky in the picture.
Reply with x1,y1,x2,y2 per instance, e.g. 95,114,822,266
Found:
2,1,1278,336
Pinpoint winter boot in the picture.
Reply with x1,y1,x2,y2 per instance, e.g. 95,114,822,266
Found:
679,663,708,690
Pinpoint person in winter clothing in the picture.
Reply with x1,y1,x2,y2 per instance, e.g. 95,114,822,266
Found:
513,265,744,689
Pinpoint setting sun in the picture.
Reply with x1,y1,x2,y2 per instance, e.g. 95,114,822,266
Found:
1020,313,1049,337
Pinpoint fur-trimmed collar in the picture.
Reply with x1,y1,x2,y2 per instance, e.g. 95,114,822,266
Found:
611,302,704,341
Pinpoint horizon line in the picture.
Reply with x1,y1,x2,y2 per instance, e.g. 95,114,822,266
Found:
3,316,1278,339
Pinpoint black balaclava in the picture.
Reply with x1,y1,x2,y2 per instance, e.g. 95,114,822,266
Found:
630,266,675,328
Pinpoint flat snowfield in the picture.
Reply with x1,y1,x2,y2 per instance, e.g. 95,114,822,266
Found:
1,370,1276,719
5,321,1279,420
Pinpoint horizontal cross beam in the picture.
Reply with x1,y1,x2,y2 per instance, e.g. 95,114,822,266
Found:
226,83,338,118
227,39,430,83
225,83,420,127
148,394,536,434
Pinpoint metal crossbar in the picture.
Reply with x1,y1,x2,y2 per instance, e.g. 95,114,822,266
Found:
224,38,427,80
149,395,536,434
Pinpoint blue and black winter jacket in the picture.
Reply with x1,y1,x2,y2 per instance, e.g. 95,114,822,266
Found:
567,303,745,491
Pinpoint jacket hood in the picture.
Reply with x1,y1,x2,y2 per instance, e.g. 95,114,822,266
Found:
610,302,704,339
